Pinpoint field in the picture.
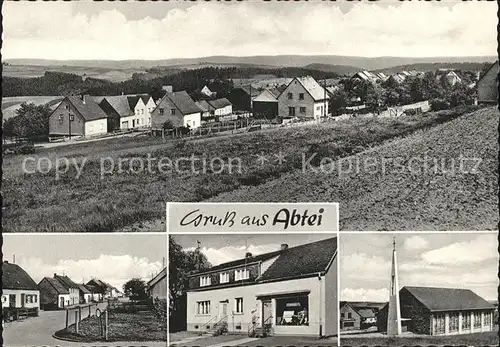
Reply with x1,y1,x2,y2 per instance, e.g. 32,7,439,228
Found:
55,310,165,342
2,64,146,82
2,96,64,121
2,106,493,232
212,107,498,230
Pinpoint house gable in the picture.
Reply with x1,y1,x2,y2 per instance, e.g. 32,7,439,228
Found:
48,97,86,136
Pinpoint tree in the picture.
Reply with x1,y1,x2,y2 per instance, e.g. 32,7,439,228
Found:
123,278,148,301
11,102,52,140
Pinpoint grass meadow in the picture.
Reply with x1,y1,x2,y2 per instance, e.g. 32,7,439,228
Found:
2,106,490,232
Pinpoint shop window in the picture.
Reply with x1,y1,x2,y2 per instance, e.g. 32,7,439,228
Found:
276,295,308,326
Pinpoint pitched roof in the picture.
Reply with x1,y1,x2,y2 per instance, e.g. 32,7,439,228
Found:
41,277,70,294
86,279,106,293
357,308,376,318
78,284,91,294
477,61,499,85
239,85,261,97
66,96,108,121
253,89,279,103
127,96,142,110
195,101,210,112
207,98,232,109
2,262,38,291
190,237,337,283
284,76,329,101
165,91,202,115
403,286,495,312
94,96,132,117
54,274,80,290
148,267,167,288
259,237,337,281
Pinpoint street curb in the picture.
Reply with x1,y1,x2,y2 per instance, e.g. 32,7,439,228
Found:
52,333,165,347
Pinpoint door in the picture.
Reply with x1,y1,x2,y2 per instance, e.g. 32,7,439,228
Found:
132,119,136,128
262,300,273,325
9,294,15,308
60,297,65,308
219,301,228,320
20,294,25,308
288,107,295,117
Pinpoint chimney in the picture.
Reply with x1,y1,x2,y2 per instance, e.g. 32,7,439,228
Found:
245,252,252,258
280,243,288,251
3,260,8,264
54,273,57,277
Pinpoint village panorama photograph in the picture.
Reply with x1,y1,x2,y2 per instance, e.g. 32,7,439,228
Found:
1,233,167,347
339,232,499,346
168,233,338,346
1,1,498,232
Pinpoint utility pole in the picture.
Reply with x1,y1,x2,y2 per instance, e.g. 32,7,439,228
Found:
68,104,72,140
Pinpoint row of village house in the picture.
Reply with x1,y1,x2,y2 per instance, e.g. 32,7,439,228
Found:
47,61,499,139
1,260,167,318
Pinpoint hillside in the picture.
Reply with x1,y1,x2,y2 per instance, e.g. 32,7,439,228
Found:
211,107,499,231
376,62,494,74
5,55,496,71
303,63,360,76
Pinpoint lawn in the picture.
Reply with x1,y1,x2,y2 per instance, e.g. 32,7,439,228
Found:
55,310,166,342
212,106,499,231
2,106,484,232
341,330,499,346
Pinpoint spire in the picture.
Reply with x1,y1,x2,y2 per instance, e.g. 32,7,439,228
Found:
387,237,402,336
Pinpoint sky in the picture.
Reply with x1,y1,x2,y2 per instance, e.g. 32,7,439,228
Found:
171,233,335,266
340,232,498,302
1,1,497,60
3,234,167,291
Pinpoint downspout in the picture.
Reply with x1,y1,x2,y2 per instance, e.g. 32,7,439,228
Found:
318,272,322,338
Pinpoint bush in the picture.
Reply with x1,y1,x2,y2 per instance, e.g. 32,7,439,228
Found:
430,98,450,111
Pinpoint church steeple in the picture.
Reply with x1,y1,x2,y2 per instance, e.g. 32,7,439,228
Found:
387,237,402,336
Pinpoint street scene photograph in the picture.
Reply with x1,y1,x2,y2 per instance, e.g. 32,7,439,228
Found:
1,1,498,232
339,232,499,346
169,233,338,346
2,233,167,347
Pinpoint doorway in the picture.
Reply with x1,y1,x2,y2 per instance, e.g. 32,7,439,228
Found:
9,294,16,308
262,300,273,325
219,300,228,320
20,294,25,308
60,297,65,308
288,107,296,118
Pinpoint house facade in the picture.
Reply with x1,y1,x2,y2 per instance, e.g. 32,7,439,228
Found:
252,87,282,119
85,279,106,302
38,277,70,310
2,261,40,313
97,94,155,130
148,267,167,300
377,286,495,336
48,95,108,138
277,76,329,120
340,302,379,331
201,85,216,98
78,284,92,304
207,98,233,117
151,91,202,129
186,237,338,337
477,61,498,104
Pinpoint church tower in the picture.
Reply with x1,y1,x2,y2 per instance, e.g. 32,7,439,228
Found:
387,237,402,336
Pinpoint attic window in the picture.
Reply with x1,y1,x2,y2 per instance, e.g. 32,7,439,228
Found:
287,93,293,100
69,115,75,121
171,109,176,115
200,276,211,287
235,269,249,281
220,272,229,284
299,93,304,100
159,108,164,115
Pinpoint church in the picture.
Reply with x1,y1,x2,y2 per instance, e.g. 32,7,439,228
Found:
376,239,495,336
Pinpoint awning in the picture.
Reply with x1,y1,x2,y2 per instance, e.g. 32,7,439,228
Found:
256,290,310,299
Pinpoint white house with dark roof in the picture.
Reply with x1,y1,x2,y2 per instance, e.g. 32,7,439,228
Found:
96,94,155,130
185,237,338,337
277,76,329,120
2,261,40,313
376,286,495,335
151,91,202,129
206,98,233,117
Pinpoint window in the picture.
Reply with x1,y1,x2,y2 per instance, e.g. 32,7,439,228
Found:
199,276,211,287
65,105,69,110
25,295,37,304
341,312,345,318
299,93,304,100
287,93,293,100
220,272,229,284
347,312,352,319
462,312,471,330
196,301,210,315
484,312,492,326
171,109,176,115
276,295,309,326
234,269,249,281
433,314,445,334
69,114,74,121
58,114,64,120
299,107,306,114
449,312,459,332
159,108,164,115
235,298,243,314
316,106,321,111
473,311,482,328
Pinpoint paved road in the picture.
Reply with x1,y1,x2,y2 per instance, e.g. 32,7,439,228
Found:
2,303,165,347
